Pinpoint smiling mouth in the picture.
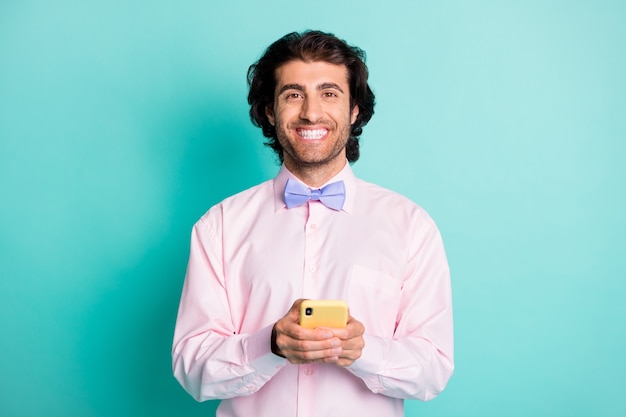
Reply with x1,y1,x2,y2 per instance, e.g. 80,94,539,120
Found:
296,128,328,140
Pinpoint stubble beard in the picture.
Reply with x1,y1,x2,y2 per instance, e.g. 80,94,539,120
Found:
276,121,352,170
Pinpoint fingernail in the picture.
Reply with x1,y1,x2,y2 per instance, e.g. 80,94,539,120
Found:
332,347,342,354
330,340,340,347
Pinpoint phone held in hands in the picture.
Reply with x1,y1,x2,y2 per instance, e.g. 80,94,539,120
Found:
299,300,348,329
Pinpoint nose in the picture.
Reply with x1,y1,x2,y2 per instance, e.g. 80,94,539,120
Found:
300,96,323,122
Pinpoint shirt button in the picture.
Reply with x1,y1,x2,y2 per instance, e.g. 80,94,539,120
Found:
304,368,313,376
310,223,317,229
309,265,316,272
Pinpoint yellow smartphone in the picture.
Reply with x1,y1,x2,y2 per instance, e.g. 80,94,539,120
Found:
299,300,348,328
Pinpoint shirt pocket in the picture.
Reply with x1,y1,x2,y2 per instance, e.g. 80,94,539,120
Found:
348,264,402,338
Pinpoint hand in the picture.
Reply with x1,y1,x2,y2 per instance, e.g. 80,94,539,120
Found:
272,300,365,367
327,315,365,367
272,299,344,364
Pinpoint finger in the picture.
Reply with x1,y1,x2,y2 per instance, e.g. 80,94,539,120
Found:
283,344,343,364
290,298,306,311
328,316,365,367
282,322,337,342
277,334,343,363
334,342,364,367
276,331,340,353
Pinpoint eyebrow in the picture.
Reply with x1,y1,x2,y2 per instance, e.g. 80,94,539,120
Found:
278,82,345,95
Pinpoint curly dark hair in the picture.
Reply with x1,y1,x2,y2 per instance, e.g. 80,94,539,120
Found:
247,30,376,163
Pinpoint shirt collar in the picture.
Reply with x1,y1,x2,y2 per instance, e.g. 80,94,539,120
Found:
273,161,357,214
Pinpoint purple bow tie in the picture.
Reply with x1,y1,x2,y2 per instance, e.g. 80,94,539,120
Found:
283,178,346,211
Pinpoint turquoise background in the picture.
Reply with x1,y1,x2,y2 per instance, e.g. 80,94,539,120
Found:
1,0,624,416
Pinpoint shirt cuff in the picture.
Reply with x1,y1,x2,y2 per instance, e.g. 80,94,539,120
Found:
243,323,288,376
345,333,386,393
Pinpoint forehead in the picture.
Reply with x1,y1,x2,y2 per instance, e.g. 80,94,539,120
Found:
274,60,349,89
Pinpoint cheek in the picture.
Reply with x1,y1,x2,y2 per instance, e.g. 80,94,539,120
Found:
276,107,301,127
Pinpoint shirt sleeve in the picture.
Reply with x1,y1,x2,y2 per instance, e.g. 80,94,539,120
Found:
346,209,454,401
171,210,287,401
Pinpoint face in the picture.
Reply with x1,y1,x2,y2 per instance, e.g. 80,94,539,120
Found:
266,60,359,178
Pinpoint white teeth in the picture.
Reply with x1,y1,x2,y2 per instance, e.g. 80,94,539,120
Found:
298,129,327,140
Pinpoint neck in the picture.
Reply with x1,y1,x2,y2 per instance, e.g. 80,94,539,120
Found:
284,159,347,188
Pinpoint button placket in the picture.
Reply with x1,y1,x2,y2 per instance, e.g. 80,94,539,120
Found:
303,202,324,294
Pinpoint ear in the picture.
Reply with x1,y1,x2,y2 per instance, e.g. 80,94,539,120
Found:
350,105,359,125
266,105,275,126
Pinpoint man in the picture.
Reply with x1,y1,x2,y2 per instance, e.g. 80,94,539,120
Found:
172,30,454,417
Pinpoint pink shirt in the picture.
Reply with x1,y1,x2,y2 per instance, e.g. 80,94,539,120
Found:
172,163,454,417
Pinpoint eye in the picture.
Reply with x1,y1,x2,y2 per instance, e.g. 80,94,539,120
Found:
285,92,303,101
322,91,338,98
